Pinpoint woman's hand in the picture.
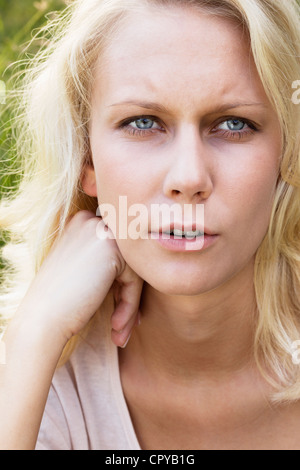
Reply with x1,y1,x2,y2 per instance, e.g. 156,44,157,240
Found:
0,210,144,450
19,210,143,348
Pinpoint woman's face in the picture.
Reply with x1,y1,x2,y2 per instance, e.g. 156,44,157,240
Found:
86,5,282,295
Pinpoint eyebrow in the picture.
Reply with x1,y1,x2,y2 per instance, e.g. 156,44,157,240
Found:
108,100,268,114
108,101,168,113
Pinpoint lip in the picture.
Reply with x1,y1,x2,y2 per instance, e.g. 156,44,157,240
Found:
152,233,218,252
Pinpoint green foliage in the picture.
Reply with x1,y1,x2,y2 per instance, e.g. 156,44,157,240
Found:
0,0,66,73
0,1,66,275
0,0,66,201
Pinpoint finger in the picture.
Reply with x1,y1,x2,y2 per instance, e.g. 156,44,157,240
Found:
111,276,143,333
111,271,143,348
111,312,140,348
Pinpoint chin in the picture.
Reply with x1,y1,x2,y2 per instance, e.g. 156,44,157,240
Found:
147,276,220,297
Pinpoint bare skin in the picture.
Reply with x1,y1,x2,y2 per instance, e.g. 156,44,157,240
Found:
119,269,300,450
1,4,300,451
0,213,143,449
85,5,300,450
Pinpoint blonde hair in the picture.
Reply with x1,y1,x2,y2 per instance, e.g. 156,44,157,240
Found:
1,0,300,401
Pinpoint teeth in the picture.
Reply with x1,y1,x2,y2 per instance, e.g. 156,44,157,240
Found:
173,229,185,237
172,229,204,239
185,230,203,239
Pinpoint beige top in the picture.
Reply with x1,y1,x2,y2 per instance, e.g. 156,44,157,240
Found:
36,311,141,450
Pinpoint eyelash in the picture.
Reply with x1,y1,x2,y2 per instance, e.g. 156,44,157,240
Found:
119,115,258,141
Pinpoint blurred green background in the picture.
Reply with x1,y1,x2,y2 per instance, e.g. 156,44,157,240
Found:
0,0,66,199
0,0,66,269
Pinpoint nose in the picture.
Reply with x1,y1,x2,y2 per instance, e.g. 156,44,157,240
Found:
163,125,213,202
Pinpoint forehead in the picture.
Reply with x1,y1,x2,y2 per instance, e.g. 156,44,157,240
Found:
93,5,268,110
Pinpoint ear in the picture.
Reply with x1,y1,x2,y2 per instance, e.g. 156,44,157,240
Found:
81,164,98,197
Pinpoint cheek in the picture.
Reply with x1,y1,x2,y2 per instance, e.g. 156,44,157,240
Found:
92,146,155,242
92,158,129,206
219,149,280,244
91,137,146,199
91,144,165,223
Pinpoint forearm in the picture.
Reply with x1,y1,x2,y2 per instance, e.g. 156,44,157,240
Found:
0,315,66,450
0,213,143,450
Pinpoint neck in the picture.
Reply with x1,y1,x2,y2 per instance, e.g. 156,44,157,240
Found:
126,260,258,382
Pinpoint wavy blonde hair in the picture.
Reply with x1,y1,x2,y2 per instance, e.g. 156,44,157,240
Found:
1,0,300,402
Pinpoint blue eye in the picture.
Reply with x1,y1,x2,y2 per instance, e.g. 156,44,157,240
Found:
219,119,246,131
119,115,164,137
131,118,158,130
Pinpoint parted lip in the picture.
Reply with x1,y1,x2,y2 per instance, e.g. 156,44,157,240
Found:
150,223,216,236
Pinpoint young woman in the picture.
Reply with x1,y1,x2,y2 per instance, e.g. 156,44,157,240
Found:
1,0,300,450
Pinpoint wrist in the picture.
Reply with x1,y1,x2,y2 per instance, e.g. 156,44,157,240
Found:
7,305,68,360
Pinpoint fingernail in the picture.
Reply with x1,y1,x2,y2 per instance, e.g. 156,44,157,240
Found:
121,334,131,349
